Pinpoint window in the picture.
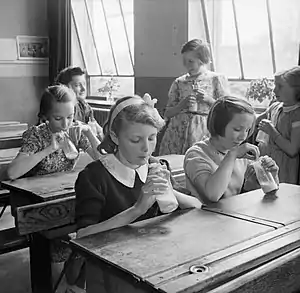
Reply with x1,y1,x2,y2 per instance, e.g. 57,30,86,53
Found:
189,0,300,101
71,0,134,100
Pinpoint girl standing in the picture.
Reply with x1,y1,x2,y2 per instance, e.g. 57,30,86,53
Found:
257,66,300,184
159,39,229,155
73,95,201,293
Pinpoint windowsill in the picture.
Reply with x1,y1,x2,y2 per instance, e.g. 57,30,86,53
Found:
87,97,115,108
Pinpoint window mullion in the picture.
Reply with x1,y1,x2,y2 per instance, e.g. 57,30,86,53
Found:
200,0,215,71
101,0,119,76
232,0,244,79
118,0,134,72
71,7,87,71
266,0,276,73
84,0,103,75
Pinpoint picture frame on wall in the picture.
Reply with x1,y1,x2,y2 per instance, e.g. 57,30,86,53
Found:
16,36,49,61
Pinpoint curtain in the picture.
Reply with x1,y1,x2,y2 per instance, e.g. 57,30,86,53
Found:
47,0,72,84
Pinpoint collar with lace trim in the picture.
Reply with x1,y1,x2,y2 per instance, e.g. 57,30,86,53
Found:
99,154,148,188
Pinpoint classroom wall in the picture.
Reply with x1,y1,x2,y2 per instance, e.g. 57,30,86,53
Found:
0,0,48,125
134,0,189,114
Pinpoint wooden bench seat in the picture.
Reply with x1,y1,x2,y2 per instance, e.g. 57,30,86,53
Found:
0,227,28,255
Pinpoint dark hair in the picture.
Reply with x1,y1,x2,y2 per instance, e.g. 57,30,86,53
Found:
275,66,300,101
98,96,165,154
37,85,77,122
181,39,211,64
55,66,86,85
207,96,256,138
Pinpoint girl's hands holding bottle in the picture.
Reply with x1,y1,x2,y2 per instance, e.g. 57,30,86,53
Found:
177,96,197,111
230,142,260,160
258,119,276,136
134,165,170,214
260,155,279,178
49,133,64,153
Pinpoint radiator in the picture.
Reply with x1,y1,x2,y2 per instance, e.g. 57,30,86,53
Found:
92,107,110,127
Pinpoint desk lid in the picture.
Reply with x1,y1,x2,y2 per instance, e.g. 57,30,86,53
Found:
72,209,288,292
204,183,300,226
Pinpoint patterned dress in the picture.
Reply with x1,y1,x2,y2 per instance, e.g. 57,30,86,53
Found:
259,102,300,184
19,122,91,262
20,123,90,177
159,71,229,155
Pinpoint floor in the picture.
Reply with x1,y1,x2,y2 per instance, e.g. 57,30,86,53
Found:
0,207,31,293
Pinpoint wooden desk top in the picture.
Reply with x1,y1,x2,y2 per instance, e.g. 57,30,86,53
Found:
1,154,183,203
71,208,300,292
72,209,272,280
204,183,300,226
1,152,93,202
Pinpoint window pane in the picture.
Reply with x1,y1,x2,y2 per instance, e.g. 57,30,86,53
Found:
71,15,85,68
270,0,300,71
87,0,134,76
71,0,101,75
188,0,207,41
90,76,134,98
235,0,273,78
206,0,241,78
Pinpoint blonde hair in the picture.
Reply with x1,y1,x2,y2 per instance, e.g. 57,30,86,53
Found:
98,96,165,154
37,85,76,122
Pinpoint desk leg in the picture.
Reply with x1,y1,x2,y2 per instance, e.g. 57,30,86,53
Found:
29,233,52,293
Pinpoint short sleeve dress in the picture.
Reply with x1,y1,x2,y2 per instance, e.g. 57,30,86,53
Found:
19,122,90,177
184,138,254,204
259,102,300,184
159,71,229,155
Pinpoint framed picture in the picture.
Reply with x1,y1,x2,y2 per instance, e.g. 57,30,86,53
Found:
16,36,49,61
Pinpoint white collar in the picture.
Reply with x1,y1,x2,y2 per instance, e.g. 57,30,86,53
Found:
99,154,148,187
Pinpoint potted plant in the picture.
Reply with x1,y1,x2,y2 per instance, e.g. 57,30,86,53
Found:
245,78,275,112
98,75,120,103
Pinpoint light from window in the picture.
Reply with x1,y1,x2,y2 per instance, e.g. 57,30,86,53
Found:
71,0,134,99
189,0,300,79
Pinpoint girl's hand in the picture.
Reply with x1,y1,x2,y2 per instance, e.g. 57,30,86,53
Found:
177,96,194,111
258,119,276,136
194,88,214,104
260,155,279,176
231,143,260,160
49,133,64,153
69,121,92,142
134,174,169,214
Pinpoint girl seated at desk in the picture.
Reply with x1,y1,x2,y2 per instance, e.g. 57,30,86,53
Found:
184,96,279,204
7,84,101,180
71,95,201,293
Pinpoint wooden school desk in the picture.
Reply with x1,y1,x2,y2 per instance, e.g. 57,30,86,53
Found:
1,153,93,293
71,183,300,293
1,154,185,293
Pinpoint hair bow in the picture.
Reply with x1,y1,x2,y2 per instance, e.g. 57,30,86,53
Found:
142,93,157,108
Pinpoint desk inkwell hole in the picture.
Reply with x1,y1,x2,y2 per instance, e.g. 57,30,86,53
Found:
189,265,208,274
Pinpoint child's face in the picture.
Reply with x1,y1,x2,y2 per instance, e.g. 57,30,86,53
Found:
114,121,158,167
219,112,254,150
68,74,87,99
182,51,205,76
47,101,75,133
274,76,296,105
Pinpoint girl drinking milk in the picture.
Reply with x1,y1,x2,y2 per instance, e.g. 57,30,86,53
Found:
70,95,201,293
159,39,229,155
256,66,300,184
